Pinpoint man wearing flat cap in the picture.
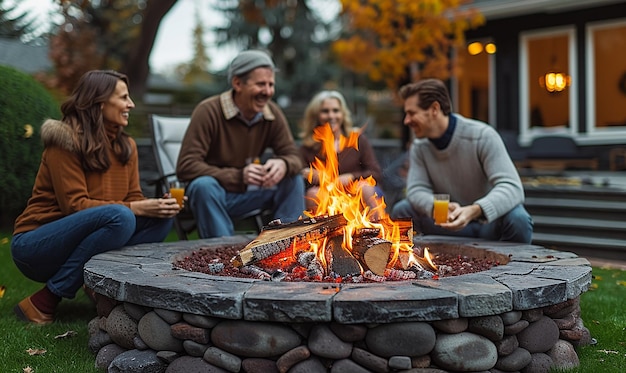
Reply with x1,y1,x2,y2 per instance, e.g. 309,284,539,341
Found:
177,49,305,238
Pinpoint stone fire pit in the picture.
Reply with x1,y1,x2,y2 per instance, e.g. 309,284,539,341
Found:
84,235,592,372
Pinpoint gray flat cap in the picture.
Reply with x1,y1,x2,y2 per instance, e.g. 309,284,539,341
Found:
227,50,277,83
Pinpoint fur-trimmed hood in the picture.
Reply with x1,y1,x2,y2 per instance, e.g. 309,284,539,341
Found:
40,119,76,152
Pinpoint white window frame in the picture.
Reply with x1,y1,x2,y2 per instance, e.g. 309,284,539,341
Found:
583,17,626,145
519,26,577,146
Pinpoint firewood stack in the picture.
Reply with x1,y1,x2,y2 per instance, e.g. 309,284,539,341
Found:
230,215,427,281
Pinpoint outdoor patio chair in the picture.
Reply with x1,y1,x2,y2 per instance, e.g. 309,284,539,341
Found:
149,114,269,240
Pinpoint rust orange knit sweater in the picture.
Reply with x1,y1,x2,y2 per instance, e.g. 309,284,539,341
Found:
13,119,145,235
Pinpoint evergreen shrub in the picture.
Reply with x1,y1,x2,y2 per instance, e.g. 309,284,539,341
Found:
0,65,60,228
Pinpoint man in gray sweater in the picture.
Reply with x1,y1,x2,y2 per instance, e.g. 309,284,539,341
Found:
391,79,533,243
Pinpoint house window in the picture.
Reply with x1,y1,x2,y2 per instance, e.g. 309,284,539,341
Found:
586,19,626,137
454,39,495,126
520,27,577,144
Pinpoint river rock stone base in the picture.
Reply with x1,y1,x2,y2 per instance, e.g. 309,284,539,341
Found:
88,294,590,372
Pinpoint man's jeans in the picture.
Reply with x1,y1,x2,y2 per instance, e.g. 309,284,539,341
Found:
187,175,305,238
11,204,173,299
391,199,533,243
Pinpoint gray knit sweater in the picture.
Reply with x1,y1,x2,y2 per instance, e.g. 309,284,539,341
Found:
405,114,524,223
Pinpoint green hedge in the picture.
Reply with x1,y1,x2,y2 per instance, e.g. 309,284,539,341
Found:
0,65,60,229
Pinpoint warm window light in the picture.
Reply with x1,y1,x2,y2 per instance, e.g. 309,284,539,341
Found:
467,42,495,55
467,42,483,55
539,72,571,92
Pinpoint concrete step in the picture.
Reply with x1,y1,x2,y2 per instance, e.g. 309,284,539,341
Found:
525,197,626,221
524,197,626,211
532,216,626,230
531,232,626,261
525,184,626,260
531,216,626,241
524,185,626,201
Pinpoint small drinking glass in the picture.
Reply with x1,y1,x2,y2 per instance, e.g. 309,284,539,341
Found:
169,180,185,207
433,194,450,224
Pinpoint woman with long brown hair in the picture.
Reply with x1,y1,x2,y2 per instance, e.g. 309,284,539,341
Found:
11,70,181,324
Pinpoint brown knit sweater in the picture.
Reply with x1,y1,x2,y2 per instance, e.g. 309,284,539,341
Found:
176,90,303,193
13,119,145,235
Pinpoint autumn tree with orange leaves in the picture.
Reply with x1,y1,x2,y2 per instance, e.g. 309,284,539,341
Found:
332,0,484,91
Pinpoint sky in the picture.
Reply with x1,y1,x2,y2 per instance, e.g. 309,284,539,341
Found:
148,0,239,73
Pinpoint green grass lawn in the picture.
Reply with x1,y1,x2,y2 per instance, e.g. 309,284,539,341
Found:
0,232,99,373
1,230,624,372
574,266,626,372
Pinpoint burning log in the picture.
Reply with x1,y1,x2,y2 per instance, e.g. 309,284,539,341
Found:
397,251,413,270
306,258,324,281
295,250,326,280
271,270,287,282
326,234,361,277
377,217,414,245
352,236,392,276
384,268,417,280
398,251,432,271
413,257,437,271
240,265,271,280
296,251,316,268
231,215,347,268
396,246,438,272
408,264,437,280
363,270,386,282
353,227,380,238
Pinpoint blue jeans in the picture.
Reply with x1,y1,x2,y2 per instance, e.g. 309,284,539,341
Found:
186,175,305,238
391,199,533,243
11,204,173,299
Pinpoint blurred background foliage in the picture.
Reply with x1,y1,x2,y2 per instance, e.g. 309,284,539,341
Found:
0,65,61,227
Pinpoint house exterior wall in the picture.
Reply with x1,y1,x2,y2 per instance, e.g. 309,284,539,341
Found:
464,2,626,170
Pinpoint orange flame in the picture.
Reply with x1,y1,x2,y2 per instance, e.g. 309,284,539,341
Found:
424,248,438,270
404,247,438,272
303,123,429,274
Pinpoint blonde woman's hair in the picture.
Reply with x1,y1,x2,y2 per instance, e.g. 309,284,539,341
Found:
300,90,354,147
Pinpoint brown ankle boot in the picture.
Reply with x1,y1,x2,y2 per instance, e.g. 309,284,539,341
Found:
14,296,54,325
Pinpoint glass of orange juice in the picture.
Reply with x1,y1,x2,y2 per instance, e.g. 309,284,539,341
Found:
433,194,449,224
169,180,185,207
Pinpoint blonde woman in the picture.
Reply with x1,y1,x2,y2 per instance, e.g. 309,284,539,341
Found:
299,90,383,216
